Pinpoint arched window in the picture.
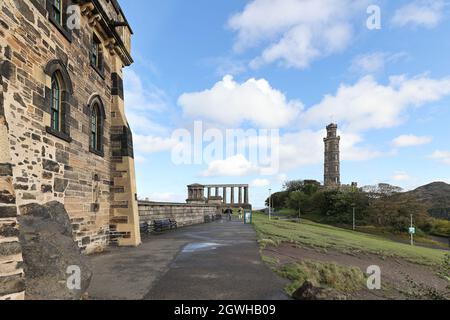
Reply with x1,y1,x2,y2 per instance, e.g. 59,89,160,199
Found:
45,59,73,142
51,73,62,131
90,103,102,152
88,95,105,156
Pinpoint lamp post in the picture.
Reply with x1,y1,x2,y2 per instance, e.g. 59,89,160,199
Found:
352,204,356,231
269,189,272,220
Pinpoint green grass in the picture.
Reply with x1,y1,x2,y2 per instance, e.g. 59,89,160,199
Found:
253,213,447,266
277,260,365,296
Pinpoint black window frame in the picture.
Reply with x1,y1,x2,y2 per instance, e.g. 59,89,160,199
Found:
90,33,104,78
47,0,72,42
88,96,106,157
44,60,73,143
50,73,62,132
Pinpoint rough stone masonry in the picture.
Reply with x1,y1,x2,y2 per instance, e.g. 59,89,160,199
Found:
0,0,141,300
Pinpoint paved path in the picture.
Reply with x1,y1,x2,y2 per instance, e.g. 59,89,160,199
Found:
87,220,288,300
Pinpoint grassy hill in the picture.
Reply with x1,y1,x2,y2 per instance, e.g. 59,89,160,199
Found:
253,213,447,266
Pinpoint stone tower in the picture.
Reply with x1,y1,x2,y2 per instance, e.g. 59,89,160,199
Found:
324,123,341,187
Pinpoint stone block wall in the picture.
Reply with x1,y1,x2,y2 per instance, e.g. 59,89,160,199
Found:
0,74,25,300
0,0,140,255
138,202,220,228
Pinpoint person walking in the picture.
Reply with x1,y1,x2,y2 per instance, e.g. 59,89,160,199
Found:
238,207,243,220
225,207,233,221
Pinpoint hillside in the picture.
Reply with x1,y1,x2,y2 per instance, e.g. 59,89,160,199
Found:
400,182,450,219
254,214,450,300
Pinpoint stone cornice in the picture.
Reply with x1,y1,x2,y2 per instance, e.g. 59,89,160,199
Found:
75,0,133,66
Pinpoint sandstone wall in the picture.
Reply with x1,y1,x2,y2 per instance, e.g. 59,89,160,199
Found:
0,73,25,300
0,0,140,257
138,202,220,228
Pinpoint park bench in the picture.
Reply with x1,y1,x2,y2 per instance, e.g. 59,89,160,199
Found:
152,219,177,232
140,219,177,234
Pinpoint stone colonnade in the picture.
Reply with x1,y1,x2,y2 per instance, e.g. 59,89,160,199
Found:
187,184,250,205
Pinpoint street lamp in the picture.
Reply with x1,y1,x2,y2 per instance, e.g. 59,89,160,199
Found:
352,204,356,231
268,189,272,220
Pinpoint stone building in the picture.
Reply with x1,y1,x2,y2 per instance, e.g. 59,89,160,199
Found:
324,123,341,187
187,183,252,209
0,0,141,300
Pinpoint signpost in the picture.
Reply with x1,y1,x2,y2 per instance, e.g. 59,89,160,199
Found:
244,210,252,224
409,215,415,246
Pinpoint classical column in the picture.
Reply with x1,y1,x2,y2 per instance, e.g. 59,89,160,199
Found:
223,187,227,204
231,187,235,204
238,187,242,204
215,187,219,196
244,187,249,204
207,187,211,199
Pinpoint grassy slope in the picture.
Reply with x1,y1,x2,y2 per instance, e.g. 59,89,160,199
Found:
253,213,447,266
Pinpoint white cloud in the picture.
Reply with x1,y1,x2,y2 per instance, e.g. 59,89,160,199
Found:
278,129,387,171
300,75,450,132
134,155,147,164
178,75,302,128
350,52,408,74
392,134,432,147
429,150,450,165
392,0,446,28
124,69,168,114
141,192,185,203
228,0,368,69
392,171,413,182
251,179,271,187
134,135,180,154
201,155,260,177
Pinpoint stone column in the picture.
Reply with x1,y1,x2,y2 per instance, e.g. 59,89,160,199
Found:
207,187,211,199
215,187,219,196
244,187,249,204
238,187,242,204
223,187,227,204
231,187,235,204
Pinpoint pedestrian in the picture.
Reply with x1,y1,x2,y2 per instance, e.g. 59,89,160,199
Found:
238,207,243,220
225,207,232,221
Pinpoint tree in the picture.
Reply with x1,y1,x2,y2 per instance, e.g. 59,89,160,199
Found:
265,191,289,210
283,180,321,194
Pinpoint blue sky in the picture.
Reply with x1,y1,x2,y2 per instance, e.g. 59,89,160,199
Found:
120,0,450,208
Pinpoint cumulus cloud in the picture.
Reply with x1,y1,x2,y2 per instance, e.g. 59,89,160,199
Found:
134,135,181,154
201,155,260,177
228,0,368,69
278,129,388,171
300,75,450,132
392,0,447,28
392,134,433,147
178,75,302,128
429,150,450,165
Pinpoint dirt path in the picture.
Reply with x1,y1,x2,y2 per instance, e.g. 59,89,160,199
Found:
263,242,449,300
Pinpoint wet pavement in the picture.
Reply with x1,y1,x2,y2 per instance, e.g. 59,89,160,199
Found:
88,220,289,300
